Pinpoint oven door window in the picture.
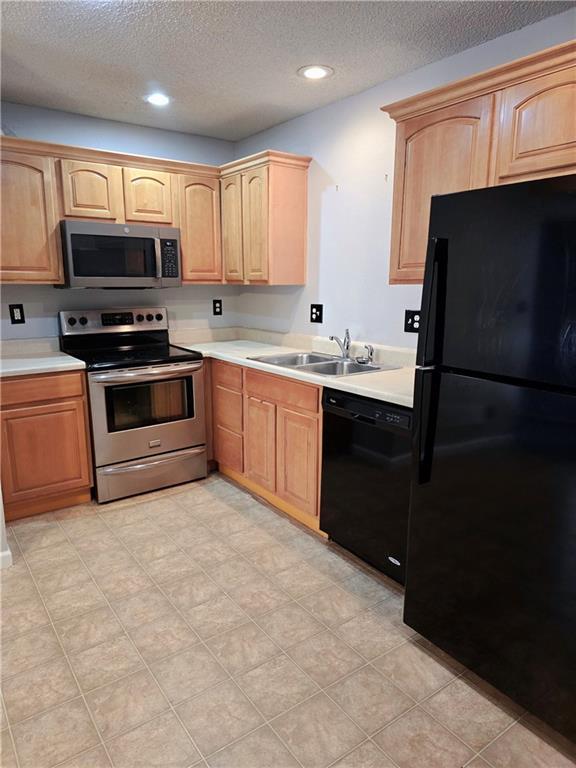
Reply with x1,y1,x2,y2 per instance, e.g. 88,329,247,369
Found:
105,378,193,432
71,234,156,278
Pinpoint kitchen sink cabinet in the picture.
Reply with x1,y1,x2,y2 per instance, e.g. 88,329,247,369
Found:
220,152,311,285
0,371,92,520
0,152,63,283
383,41,576,284
495,66,576,183
211,363,321,530
60,159,124,221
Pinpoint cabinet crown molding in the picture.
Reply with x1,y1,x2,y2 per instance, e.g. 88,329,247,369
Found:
381,40,576,121
220,150,312,176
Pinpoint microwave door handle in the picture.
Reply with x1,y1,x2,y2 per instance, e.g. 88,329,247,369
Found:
154,238,162,283
90,363,203,384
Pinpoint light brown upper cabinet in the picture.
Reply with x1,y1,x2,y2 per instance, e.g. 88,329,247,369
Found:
178,175,222,282
123,167,174,223
1,152,62,283
220,151,311,285
388,96,493,284
221,173,244,281
495,67,576,183
60,159,124,220
382,41,576,284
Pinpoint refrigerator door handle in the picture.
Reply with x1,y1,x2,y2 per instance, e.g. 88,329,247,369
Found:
418,237,448,367
414,368,437,485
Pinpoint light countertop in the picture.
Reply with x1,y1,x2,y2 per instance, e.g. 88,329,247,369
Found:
0,350,86,378
184,340,415,408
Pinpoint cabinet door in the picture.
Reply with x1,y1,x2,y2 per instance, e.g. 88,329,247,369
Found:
276,406,319,517
496,67,576,183
1,152,62,283
244,396,276,491
242,167,269,282
123,167,173,223
221,174,244,281
1,399,91,504
178,175,222,282
389,95,494,284
60,159,123,220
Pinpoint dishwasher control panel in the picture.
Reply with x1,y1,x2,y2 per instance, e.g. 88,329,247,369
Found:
323,390,411,430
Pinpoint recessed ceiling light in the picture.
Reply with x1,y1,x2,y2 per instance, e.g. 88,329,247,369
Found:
297,65,334,80
145,92,170,107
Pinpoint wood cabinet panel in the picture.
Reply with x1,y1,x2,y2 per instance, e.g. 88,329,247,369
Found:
276,406,319,518
242,167,269,282
389,95,494,284
1,399,91,505
496,67,576,182
1,372,84,408
244,395,276,491
221,173,244,282
123,167,174,223
178,175,222,282
1,152,62,283
60,159,123,220
213,385,243,434
214,426,243,473
212,360,243,392
244,369,319,413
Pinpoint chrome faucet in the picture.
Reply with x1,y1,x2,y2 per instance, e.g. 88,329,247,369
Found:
329,328,352,360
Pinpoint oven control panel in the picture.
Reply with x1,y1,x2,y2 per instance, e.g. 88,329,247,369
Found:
60,307,169,334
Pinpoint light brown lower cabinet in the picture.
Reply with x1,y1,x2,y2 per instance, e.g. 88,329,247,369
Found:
0,372,93,520
211,360,321,530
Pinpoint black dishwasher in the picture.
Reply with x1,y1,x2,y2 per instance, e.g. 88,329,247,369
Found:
320,388,412,584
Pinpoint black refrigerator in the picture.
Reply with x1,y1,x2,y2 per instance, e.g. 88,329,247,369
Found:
405,175,576,742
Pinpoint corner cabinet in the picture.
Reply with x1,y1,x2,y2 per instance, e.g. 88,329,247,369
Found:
383,41,576,284
1,152,62,283
0,371,92,520
220,152,311,285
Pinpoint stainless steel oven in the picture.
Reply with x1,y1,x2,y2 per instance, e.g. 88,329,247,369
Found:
88,361,206,501
60,220,181,288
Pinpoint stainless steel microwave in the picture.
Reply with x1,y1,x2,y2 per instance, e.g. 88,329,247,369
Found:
60,221,181,288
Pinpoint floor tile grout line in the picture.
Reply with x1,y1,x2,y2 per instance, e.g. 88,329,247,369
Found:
8,533,116,768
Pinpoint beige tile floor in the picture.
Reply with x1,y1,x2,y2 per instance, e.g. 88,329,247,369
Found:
1,475,575,768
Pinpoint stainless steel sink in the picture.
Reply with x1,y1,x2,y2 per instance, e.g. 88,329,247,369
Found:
299,360,385,376
248,352,337,366
247,351,398,376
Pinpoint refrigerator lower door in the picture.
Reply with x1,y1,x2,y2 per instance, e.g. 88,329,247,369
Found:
406,370,576,741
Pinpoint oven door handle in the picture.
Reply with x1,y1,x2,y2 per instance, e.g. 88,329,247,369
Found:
154,237,162,282
99,447,206,475
90,362,203,384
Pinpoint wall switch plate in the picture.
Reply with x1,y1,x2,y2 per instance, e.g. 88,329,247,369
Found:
9,304,25,324
310,304,323,323
404,309,421,333
212,299,223,316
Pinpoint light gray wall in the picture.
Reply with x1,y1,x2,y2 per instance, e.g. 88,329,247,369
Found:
1,102,235,165
234,9,576,348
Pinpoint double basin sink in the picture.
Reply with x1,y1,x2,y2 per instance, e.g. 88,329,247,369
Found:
248,351,399,377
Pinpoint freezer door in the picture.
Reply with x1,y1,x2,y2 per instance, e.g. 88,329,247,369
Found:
418,175,576,387
406,370,576,741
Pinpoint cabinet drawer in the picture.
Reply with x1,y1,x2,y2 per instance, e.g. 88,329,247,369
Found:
245,369,319,413
213,385,243,434
1,371,85,408
215,426,243,473
213,361,243,392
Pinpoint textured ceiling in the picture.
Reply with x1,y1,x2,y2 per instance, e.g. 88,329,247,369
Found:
1,1,573,141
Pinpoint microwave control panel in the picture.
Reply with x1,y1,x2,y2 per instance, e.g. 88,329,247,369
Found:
161,240,179,278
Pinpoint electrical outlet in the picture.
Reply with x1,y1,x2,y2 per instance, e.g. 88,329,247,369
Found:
404,309,421,333
212,299,223,316
9,304,25,324
310,304,323,323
